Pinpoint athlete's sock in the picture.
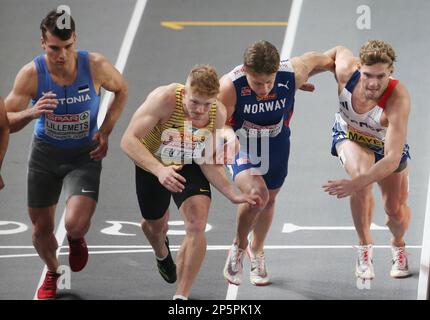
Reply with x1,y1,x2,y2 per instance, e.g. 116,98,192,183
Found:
173,295,188,300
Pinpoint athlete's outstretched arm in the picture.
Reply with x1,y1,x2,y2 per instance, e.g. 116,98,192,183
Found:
0,97,9,190
5,63,58,133
291,51,335,90
200,104,258,206
324,46,359,89
323,83,411,198
89,53,128,160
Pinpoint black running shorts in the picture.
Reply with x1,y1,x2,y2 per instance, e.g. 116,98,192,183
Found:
27,137,102,208
135,163,211,220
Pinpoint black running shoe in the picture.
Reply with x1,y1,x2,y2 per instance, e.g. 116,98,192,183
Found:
157,237,177,283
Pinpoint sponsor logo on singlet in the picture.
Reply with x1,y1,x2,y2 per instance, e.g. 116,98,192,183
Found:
347,126,384,148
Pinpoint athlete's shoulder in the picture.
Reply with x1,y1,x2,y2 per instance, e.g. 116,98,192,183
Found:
13,61,38,95
147,83,178,106
387,80,410,107
87,52,113,70
228,64,246,81
279,59,294,73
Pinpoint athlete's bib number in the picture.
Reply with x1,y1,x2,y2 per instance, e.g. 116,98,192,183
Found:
242,118,283,138
45,111,90,140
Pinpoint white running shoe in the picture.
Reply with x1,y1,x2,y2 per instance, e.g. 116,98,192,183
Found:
355,244,375,280
390,245,410,278
247,245,270,286
223,243,245,285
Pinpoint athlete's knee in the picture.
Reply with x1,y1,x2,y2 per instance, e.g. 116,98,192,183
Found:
351,185,373,201
249,186,269,207
32,223,55,239
185,216,207,236
384,199,407,223
65,216,91,236
142,217,168,235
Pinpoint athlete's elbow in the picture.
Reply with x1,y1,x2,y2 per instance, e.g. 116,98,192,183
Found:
385,156,402,173
120,132,132,156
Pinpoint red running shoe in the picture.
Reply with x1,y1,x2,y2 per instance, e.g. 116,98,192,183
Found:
37,271,60,300
68,236,89,272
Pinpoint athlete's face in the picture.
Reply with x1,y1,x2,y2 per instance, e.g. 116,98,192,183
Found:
41,31,76,69
183,88,216,121
359,63,393,100
245,70,277,97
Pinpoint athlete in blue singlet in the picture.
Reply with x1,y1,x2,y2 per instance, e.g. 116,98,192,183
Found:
323,41,412,281
219,40,334,286
32,50,100,147
5,9,127,299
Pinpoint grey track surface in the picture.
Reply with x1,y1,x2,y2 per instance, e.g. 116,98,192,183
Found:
0,0,428,300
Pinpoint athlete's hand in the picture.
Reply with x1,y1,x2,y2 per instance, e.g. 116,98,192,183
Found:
0,173,4,191
30,92,58,119
323,179,357,198
299,82,315,92
90,131,109,161
229,192,260,206
157,165,186,193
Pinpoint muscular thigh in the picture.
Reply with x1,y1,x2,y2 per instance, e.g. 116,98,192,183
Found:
336,140,374,178
378,168,409,206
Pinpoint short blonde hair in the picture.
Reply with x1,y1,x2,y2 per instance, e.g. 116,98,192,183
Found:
359,40,396,67
186,65,220,97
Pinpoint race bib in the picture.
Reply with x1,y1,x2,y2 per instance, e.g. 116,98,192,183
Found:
347,127,384,148
44,111,90,140
241,118,283,138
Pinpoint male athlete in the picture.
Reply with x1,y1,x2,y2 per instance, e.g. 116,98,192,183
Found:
5,9,128,299
220,40,334,286
323,40,411,280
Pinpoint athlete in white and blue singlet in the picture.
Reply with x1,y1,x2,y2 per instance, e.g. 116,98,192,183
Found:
323,41,411,280
219,40,334,286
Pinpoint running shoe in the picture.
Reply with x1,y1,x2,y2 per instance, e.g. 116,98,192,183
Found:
390,245,410,278
37,271,60,300
68,236,89,272
355,244,375,280
156,237,177,284
223,243,245,285
247,245,270,286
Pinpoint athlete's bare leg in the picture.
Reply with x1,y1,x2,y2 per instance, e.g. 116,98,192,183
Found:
141,210,170,259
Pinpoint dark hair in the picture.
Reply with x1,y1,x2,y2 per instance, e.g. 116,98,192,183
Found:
40,9,75,40
243,40,280,74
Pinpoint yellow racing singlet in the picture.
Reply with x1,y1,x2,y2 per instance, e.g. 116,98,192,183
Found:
140,84,217,165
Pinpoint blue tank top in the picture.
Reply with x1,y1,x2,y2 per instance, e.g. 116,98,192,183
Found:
228,60,296,137
32,50,100,148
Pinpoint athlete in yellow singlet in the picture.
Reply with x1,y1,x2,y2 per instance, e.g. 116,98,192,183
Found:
121,65,258,300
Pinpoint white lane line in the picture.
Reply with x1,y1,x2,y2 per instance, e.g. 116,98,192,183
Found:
33,0,148,300
418,172,430,299
97,0,148,127
280,0,303,59
3,245,422,259
224,0,304,302
282,222,388,233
